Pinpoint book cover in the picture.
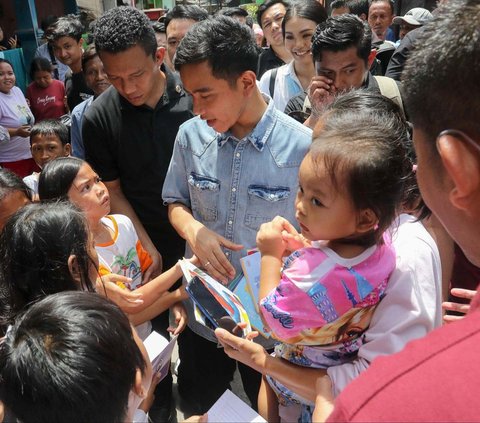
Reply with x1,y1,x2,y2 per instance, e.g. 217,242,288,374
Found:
143,331,178,382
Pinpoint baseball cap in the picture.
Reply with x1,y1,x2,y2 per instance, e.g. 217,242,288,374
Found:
393,7,433,26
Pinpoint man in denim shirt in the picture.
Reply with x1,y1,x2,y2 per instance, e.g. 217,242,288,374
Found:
162,16,312,415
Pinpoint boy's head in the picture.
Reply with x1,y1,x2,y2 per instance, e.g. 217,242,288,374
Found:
403,0,480,266
47,15,84,68
30,119,70,169
312,15,373,91
0,291,151,423
174,16,259,134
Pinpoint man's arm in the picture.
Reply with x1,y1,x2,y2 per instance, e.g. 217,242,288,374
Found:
167,202,242,284
104,179,162,281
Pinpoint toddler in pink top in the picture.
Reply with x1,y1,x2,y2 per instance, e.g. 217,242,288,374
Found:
256,104,411,422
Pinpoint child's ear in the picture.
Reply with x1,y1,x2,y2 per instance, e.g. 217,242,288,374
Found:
64,143,72,157
356,209,378,233
132,368,146,398
67,254,81,283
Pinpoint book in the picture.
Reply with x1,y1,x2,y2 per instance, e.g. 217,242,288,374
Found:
207,389,267,423
143,331,178,381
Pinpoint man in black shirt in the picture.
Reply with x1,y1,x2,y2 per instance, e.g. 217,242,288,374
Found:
82,7,193,422
256,0,292,79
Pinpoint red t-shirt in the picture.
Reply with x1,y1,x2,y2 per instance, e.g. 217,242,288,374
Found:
26,79,67,121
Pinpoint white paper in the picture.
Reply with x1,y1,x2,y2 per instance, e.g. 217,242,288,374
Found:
207,389,266,423
143,331,178,382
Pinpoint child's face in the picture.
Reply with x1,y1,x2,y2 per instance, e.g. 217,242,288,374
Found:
52,36,83,68
31,134,70,169
33,70,53,89
295,153,360,242
68,163,110,224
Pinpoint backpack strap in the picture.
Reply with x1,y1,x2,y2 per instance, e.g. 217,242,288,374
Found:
269,67,278,98
373,75,405,118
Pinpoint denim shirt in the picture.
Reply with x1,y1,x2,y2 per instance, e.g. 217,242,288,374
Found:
163,98,312,342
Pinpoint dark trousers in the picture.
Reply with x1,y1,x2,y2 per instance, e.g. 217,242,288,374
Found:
177,326,262,415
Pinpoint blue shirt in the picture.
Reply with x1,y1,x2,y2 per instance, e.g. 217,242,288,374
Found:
162,98,312,342
71,96,94,159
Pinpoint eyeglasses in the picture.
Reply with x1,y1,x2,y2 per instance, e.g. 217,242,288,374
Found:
437,129,480,155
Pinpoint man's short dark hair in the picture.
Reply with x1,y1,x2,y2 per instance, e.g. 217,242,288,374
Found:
94,6,157,58
346,0,369,17
312,14,371,63
46,15,83,42
30,119,69,146
256,0,290,28
403,0,480,155
0,291,146,423
368,0,394,15
164,5,209,29
219,7,249,19
331,0,349,13
152,21,166,34
174,16,259,85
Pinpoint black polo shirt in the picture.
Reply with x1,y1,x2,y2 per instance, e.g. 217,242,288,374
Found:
83,66,194,260
257,46,285,80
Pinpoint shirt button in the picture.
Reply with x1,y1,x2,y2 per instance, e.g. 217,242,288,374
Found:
226,252,230,256
270,194,275,199
228,220,233,225
236,153,240,158
232,187,236,192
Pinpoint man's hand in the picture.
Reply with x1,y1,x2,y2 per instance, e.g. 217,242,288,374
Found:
308,75,336,118
185,220,243,284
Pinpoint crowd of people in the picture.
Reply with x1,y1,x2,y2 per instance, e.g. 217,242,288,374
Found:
0,0,479,422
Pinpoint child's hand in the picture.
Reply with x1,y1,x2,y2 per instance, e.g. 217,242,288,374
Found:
311,375,334,423
138,372,161,413
96,274,144,312
256,217,289,258
282,230,310,252
168,301,188,335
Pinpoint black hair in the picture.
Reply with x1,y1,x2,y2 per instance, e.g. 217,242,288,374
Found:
312,14,371,63
368,0,394,15
38,156,83,201
152,21,166,34
94,6,157,58
0,58,13,71
218,7,249,19
246,15,254,28
403,0,480,158
46,15,84,42
0,201,96,330
256,0,290,28
29,57,53,80
0,291,146,423
331,0,350,13
81,44,99,70
30,119,69,146
0,168,31,202
312,89,411,245
346,0,369,18
174,16,259,84
164,5,209,29
40,15,59,33
281,0,328,37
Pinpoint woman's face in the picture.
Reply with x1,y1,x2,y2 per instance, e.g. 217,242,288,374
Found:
0,191,30,232
0,62,16,94
33,70,53,89
284,16,317,65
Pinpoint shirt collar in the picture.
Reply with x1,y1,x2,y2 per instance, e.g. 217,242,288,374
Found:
216,95,277,151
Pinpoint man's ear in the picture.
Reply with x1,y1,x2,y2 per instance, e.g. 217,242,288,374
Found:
367,49,377,68
155,47,166,67
238,70,257,96
64,143,72,156
67,254,81,283
356,208,378,233
437,133,480,214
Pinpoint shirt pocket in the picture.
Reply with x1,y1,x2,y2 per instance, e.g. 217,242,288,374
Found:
188,172,220,222
244,185,290,230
